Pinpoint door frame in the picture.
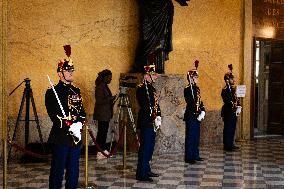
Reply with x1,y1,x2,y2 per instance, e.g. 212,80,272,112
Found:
252,37,284,137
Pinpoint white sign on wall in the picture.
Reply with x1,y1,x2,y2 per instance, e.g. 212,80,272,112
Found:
236,85,246,97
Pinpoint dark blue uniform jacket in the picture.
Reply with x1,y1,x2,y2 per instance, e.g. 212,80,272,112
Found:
184,84,205,120
45,81,86,147
136,82,161,129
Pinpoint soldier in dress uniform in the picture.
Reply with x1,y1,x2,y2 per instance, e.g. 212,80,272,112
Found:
136,65,161,182
183,60,206,164
221,64,242,152
45,45,86,189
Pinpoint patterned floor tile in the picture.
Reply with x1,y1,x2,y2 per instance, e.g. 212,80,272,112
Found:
1,137,284,188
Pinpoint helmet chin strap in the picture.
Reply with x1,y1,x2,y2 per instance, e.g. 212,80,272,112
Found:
61,71,71,84
189,76,196,85
149,74,154,83
226,78,234,86
225,79,232,93
145,74,154,84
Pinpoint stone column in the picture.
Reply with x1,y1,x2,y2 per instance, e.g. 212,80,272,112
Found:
238,0,253,140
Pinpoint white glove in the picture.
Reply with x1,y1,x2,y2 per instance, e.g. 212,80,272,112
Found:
68,122,83,142
154,116,162,132
236,106,242,116
197,111,205,121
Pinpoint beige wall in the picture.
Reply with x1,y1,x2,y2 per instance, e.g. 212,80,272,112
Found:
2,0,252,151
168,0,243,111
7,0,139,117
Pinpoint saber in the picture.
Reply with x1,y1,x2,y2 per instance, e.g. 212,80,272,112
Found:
189,77,195,102
47,75,75,144
144,79,160,132
143,79,153,117
47,75,66,117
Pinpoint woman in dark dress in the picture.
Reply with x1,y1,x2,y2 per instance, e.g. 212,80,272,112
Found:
93,69,117,159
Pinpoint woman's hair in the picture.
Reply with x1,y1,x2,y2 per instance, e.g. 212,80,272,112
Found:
95,69,112,85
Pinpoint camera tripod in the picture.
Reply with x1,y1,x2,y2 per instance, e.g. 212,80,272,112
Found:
112,86,139,169
8,78,45,160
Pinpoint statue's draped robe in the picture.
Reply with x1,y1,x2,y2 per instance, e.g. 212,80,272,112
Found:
134,0,189,73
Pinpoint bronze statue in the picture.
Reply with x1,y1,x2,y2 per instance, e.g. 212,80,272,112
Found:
133,0,190,73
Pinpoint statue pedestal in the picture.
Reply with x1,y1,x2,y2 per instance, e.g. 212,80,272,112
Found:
113,73,224,154
117,73,187,154
152,74,187,153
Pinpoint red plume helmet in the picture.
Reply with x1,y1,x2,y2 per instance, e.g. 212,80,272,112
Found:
228,64,233,72
57,45,74,72
63,45,71,58
144,66,151,73
194,60,199,70
224,64,234,81
187,60,199,82
144,64,156,74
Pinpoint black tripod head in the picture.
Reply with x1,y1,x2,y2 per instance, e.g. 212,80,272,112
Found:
119,86,128,95
119,75,137,95
9,78,32,96
24,78,31,89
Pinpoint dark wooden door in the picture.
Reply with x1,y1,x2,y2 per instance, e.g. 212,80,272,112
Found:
267,42,284,134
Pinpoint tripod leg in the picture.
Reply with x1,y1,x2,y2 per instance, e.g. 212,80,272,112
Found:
8,89,26,160
30,89,46,153
109,132,114,153
109,106,121,152
25,86,31,147
110,102,122,152
113,102,122,129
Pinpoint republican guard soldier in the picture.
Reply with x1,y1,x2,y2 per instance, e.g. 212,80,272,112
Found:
184,60,206,164
45,45,86,189
221,64,242,151
136,65,161,182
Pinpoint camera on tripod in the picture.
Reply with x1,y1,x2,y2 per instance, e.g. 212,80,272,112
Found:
119,75,137,95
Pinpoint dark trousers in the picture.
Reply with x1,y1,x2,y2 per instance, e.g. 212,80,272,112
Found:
49,144,81,189
136,127,156,178
185,117,200,160
223,115,237,150
96,121,110,151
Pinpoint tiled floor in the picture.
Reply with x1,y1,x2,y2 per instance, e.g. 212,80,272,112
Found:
1,137,284,189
